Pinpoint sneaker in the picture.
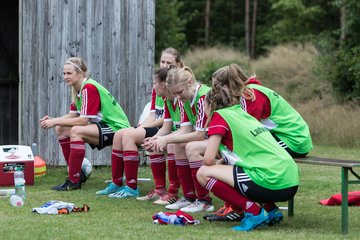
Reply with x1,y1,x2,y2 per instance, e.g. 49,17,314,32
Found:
205,206,244,222
180,199,215,213
165,197,194,210
136,188,166,201
203,205,227,220
108,185,139,198
51,179,81,191
96,182,122,195
232,208,269,231
153,192,179,205
80,170,91,183
267,207,283,226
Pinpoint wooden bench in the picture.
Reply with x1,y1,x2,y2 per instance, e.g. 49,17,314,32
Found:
288,156,360,234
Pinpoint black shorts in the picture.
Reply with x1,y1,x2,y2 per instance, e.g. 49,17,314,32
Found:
271,133,308,158
89,122,115,150
233,166,298,203
143,127,159,138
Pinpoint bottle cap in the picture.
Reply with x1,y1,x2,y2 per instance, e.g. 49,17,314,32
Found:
10,195,24,207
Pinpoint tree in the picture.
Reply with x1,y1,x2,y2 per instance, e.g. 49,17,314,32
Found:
155,0,187,60
204,0,211,48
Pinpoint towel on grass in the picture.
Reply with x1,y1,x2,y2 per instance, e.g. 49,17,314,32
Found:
320,191,360,206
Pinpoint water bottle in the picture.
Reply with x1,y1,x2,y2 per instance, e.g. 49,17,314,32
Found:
14,170,26,200
168,215,183,225
153,212,184,225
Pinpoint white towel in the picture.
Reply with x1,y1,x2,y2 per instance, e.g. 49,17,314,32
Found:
32,200,75,214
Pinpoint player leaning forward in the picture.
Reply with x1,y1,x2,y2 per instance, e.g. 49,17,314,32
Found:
196,65,300,231
40,57,130,191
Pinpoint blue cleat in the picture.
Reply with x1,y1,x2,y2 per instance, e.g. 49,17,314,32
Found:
232,208,269,231
267,207,283,226
96,182,122,195
108,185,139,198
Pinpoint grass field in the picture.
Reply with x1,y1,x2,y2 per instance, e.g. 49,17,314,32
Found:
1,145,360,240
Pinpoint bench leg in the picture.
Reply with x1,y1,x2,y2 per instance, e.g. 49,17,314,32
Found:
288,197,294,217
341,167,349,234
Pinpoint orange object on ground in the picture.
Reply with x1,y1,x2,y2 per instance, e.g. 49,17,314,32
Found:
34,156,46,177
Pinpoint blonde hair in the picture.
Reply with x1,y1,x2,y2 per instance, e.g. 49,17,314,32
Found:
166,66,196,89
161,47,184,68
64,57,88,102
210,63,255,112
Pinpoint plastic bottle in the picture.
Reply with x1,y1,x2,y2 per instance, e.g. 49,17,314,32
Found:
153,212,184,225
168,215,183,225
10,195,24,207
0,189,15,197
14,170,26,200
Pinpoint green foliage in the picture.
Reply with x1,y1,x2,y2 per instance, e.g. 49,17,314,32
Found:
316,0,360,102
263,0,324,45
155,0,187,60
183,46,250,86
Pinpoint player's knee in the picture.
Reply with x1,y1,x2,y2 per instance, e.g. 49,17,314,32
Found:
69,126,84,139
196,166,208,186
55,126,66,137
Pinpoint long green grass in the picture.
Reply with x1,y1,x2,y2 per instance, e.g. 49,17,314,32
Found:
1,145,360,240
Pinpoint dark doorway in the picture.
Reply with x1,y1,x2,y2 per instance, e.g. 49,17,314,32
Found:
0,1,19,144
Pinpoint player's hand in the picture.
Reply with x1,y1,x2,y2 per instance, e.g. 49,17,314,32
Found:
156,136,168,152
40,119,56,130
39,115,51,123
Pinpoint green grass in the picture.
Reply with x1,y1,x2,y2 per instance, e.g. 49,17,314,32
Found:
1,145,360,240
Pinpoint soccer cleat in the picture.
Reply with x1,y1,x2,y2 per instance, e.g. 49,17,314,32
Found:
203,206,227,220
165,197,194,210
136,188,166,201
267,207,283,226
180,199,215,213
51,179,81,191
108,185,139,198
96,182,122,195
80,170,90,184
232,208,269,231
153,192,179,205
204,206,244,222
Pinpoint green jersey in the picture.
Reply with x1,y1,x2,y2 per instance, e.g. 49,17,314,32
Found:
75,79,130,131
215,105,299,190
183,84,211,127
247,84,313,154
154,93,165,119
165,98,181,131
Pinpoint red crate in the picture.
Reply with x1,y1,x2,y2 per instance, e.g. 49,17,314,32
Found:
0,145,34,186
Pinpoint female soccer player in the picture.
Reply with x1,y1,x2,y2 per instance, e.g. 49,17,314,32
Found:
197,65,299,231
96,48,183,198
40,57,130,191
145,66,213,213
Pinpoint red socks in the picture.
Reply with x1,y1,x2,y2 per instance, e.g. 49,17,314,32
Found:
205,178,260,215
68,141,85,183
123,150,139,190
167,153,180,194
189,160,211,202
58,137,70,165
176,159,196,200
149,154,166,190
111,150,124,186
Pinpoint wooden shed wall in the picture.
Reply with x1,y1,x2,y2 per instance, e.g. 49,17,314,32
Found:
19,0,154,165
0,1,18,145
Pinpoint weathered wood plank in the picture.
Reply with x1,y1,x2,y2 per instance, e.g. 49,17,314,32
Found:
19,0,154,165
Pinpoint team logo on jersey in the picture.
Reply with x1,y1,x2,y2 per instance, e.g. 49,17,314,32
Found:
155,109,165,119
250,126,269,137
